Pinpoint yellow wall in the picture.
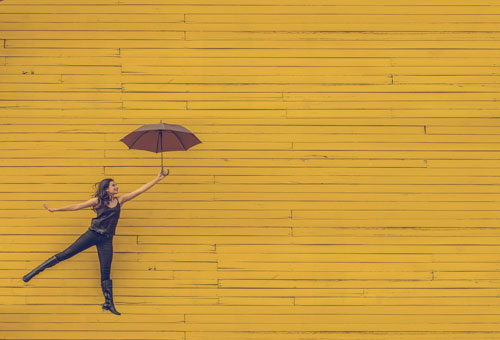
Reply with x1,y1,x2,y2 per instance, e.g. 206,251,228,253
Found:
2,0,500,339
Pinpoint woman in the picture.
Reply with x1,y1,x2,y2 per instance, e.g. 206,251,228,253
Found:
22,169,168,315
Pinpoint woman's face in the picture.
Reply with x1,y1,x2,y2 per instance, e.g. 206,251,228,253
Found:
106,181,119,195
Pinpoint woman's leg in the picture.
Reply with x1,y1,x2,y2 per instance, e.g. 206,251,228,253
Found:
55,230,99,262
96,236,113,282
23,230,99,282
97,236,121,315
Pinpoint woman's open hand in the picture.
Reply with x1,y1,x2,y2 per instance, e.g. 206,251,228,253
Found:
157,168,169,181
43,203,54,213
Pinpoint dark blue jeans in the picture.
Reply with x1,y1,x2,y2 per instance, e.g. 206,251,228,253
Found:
54,229,114,282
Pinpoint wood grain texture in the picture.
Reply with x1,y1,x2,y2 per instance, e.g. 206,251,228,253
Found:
1,0,500,339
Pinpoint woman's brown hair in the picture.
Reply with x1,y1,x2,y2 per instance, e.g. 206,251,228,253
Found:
91,178,114,213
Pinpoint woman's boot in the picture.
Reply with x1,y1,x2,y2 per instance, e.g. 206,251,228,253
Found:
23,255,59,282
101,279,121,315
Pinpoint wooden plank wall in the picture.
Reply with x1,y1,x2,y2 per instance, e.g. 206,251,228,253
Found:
1,0,500,339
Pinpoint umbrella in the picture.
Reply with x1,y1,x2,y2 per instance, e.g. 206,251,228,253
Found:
120,120,202,175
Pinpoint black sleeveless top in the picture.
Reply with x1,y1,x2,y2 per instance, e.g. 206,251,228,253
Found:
89,198,120,236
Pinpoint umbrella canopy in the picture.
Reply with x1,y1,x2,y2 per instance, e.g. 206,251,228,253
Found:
120,121,202,174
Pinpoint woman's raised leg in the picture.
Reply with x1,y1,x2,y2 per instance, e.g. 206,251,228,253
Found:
55,230,98,262
23,230,99,282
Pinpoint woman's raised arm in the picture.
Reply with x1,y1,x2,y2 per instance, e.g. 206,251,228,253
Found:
120,170,168,205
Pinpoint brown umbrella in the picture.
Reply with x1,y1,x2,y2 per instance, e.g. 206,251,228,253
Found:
120,120,202,175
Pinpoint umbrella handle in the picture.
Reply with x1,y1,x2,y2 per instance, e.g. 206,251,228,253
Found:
161,168,169,176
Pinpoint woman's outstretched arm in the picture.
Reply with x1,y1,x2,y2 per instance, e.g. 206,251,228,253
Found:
120,170,168,205
44,197,98,213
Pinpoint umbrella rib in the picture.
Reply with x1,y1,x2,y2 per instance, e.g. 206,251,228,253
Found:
172,130,187,150
129,130,149,149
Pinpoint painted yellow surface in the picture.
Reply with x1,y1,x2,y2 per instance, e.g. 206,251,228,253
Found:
1,0,500,339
